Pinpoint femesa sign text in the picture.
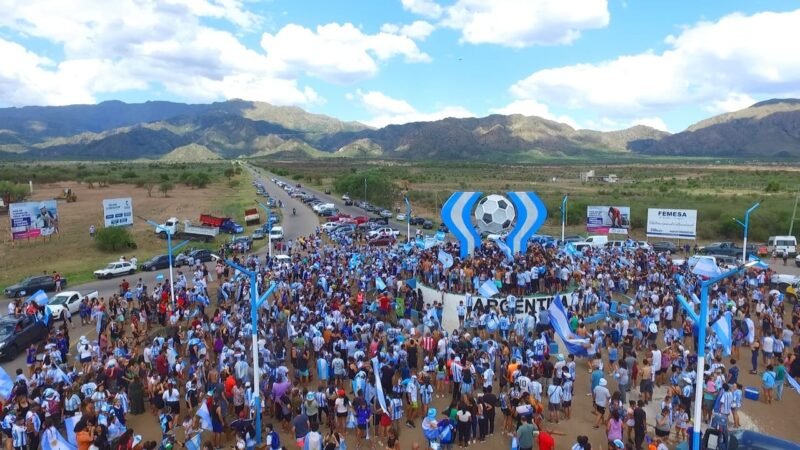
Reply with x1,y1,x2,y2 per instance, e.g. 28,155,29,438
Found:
646,208,697,240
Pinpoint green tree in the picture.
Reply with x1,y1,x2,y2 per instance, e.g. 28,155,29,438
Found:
224,168,235,179
334,170,397,207
143,180,157,197
159,181,174,197
95,227,137,252
0,181,29,206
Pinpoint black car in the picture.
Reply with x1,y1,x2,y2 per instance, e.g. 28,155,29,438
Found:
324,189,331,195
5,275,67,298
140,254,172,271
652,241,678,253
0,315,49,360
368,217,389,225
188,249,213,263
422,220,434,229
410,217,425,226
344,199,354,206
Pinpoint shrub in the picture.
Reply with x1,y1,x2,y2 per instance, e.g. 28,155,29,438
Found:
95,227,137,252
228,179,241,188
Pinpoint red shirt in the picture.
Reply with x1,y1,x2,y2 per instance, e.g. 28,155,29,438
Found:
537,432,555,450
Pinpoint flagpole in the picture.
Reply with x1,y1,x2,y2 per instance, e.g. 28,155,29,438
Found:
561,195,568,243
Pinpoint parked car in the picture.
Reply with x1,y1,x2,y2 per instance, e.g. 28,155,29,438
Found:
140,254,173,271
422,220,434,229
333,224,356,236
322,222,343,233
324,189,331,195
368,236,395,246
47,290,99,321
652,241,678,253
177,249,214,265
379,209,393,218
93,261,137,279
368,217,389,225
344,198,354,206
252,229,266,240
319,208,339,217
0,315,50,360
396,213,407,221
410,217,425,226
698,242,742,257
5,275,66,298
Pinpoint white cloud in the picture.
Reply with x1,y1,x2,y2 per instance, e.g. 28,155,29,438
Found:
508,9,800,123
381,21,436,40
706,93,756,114
441,0,609,47
353,90,472,127
261,23,431,84
489,99,579,128
0,0,325,107
400,0,443,19
584,116,669,132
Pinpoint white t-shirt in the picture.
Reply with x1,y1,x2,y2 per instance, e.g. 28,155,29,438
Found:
762,336,774,353
456,410,472,423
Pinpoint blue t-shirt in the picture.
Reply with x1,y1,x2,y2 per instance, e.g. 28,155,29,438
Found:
591,370,603,390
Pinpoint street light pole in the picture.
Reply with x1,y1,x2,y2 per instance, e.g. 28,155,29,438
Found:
213,255,276,444
677,263,755,450
733,202,760,263
146,219,189,304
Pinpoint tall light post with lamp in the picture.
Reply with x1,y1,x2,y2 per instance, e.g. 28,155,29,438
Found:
732,201,760,263
145,219,190,304
675,260,756,450
211,254,276,444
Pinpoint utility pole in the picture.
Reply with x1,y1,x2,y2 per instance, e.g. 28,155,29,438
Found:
790,193,799,236
364,177,367,204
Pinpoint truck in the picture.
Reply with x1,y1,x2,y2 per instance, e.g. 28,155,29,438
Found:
199,214,244,234
157,218,219,242
47,290,99,321
698,242,742,257
244,208,260,225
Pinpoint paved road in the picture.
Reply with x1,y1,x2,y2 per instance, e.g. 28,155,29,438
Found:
0,168,321,371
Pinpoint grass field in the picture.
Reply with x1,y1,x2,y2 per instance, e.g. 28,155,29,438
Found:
0,163,258,290
253,159,800,243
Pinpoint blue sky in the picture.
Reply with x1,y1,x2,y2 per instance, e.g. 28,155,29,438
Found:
1,0,799,132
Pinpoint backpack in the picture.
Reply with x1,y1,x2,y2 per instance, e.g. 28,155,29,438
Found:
268,431,281,450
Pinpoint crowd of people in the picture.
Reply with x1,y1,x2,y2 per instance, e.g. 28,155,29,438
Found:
1,226,799,450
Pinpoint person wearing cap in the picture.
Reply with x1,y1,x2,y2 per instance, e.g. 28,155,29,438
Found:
593,378,610,429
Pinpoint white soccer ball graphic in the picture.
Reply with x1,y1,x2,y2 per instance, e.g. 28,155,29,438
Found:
474,194,515,233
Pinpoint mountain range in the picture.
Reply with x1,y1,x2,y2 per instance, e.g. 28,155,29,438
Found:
1,98,800,161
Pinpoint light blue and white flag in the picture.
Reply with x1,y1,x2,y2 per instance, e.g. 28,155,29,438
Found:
747,254,769,270
29,290,49,306
405,197,411,223
438,249,454,269
375,276,386,291
492,238,513,263
564,243,583,259
0,367,14,400
478,279,499,298
196,402,213,431
185,433,202,450
435,231,446,241
370,357,389,414
42,426,76,450
64,413,82,445
690,257,723,278
787,375,800,394
711,314,733,356
547,295,590,357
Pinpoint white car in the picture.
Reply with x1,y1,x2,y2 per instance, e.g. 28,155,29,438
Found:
93,261,137,279
269,226,284,241
367,227,399,239
379,210,393,218
321,222,342,233
48,290,98,320
396,213,407,221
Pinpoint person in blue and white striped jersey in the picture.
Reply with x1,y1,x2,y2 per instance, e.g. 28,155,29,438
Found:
11,417,27,450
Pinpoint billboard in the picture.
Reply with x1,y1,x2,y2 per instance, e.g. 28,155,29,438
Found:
10,200,59,240
103,197,134,227
646,208,697,240
586,205,630,234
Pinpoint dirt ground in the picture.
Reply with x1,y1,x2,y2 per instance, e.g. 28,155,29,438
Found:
0,179,249,288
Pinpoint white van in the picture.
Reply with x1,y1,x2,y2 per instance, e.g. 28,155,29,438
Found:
583,235,608,248
768,235,797,257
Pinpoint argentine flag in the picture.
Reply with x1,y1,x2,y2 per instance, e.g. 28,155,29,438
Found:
438,249,454,269
42,426,76,450
29,290,49,306
196,402,213,431
711,314,733,356
491,238,513,263
0,367,14,399
185,434,202,450
370,357,390,414
64,413,82,446
478,279,499,298
375,276,386,291
547,295,590,357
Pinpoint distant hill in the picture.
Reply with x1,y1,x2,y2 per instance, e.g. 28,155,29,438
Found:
2,98,800,161
629,99,800,157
